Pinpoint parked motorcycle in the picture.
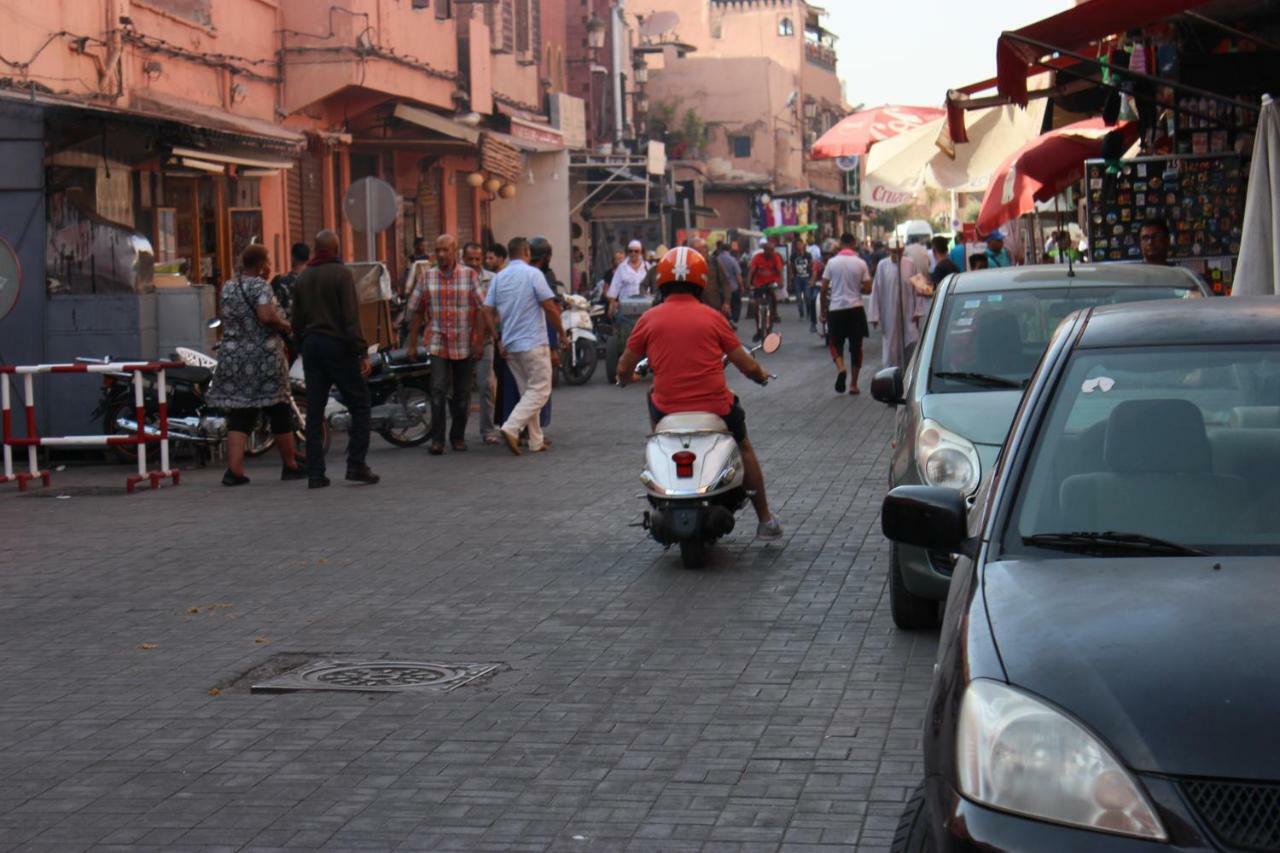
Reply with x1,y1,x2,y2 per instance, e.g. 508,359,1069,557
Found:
85,344,294,464
559,294,601,385
636,333,781,569
290,344,433,447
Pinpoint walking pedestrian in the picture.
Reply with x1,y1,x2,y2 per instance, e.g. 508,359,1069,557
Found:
789,235,812,321
207,244,305,486
608,240,649,318
485,242,508,274
929,236,960,285
406,234,488,455
715,241,744,324
269,242,309,320
529,237,559,441
819,234,872,395
867,243,921,369
463,241,499,445
691,236,730,318
984,230,1013,268
291,229,379,488
484,238,564,456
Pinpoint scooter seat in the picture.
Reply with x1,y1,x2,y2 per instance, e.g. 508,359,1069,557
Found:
167,365,213,385
653,412,730,434
381,347,427,366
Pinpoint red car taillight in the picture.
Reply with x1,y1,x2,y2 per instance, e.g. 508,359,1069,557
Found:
672,451,696,478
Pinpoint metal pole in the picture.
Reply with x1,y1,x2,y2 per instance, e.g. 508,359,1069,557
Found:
365,179,377,263
895,256,907,368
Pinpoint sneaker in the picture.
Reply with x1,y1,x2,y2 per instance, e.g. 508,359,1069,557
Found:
500,429,522,456
756,516,783,539
308,476,331,489
345,465,380,485
834,371,847,394
281,466,307,481
222,470,250,487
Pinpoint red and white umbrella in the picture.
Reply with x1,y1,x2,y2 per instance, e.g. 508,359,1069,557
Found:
977,118,1139,234
811,105,946,160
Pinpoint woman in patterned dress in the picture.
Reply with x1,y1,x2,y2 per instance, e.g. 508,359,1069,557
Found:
207,244,305,486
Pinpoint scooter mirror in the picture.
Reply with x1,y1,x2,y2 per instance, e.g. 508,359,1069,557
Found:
206,318,222,330
761,332,782,354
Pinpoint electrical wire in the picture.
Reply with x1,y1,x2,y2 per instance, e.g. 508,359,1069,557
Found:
0,31,108,72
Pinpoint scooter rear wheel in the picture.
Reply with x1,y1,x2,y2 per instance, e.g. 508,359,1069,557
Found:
679,539,708,570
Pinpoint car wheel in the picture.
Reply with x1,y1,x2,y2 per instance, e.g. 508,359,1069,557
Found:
891,781,934,853
890,542,940,630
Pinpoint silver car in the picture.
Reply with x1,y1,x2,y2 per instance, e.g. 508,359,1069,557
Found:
870,263,1208,630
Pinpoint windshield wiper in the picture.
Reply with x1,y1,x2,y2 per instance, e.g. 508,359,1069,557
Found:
933,371,1025,389
1023,531,1207,557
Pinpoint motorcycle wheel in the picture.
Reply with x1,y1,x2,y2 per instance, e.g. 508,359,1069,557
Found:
102,397,153,464
244,412,275,457
679,540,708,570
562,338,598,385
290,395,330,456
604,336,620,385
378,384,432,447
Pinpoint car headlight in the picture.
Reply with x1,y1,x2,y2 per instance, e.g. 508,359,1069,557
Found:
957,679,1166,841
915,418,980,494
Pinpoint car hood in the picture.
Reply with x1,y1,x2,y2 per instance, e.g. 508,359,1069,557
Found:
920,390,1021,448
985,557,1280,778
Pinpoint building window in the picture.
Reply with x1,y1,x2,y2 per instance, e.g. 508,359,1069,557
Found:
411,0,428,8
731,135,752,158
139,0,212,27
778,17,794,36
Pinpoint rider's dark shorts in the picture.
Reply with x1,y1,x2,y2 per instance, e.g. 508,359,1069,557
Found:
648,394,748,445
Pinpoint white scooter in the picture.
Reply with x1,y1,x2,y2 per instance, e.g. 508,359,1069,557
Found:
636,332,781,569
559,293,600,385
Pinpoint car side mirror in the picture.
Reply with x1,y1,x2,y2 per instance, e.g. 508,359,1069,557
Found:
871,366,905,406
881,486,968,552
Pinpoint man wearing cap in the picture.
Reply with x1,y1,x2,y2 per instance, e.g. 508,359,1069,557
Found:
608,240,649,318
985,230,1013,268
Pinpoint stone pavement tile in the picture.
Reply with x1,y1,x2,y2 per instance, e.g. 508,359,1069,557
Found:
1,334,935,851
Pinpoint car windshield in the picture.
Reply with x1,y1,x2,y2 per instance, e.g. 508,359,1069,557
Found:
1006,344,1280,556
929,286,1199,393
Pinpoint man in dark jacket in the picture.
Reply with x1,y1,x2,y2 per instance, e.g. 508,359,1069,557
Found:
290,230,379,488
691,236,730,318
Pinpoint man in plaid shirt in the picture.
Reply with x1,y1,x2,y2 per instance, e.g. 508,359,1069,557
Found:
407,234,491,454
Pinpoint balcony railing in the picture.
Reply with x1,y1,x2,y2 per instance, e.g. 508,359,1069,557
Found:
804,41,836,70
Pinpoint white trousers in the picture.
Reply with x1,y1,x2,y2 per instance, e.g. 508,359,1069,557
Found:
501,345,552,450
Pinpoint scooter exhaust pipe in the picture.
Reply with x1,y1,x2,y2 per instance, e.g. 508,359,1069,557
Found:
114,416,221,443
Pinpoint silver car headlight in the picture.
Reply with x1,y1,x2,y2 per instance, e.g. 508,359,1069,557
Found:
957,679,1166,841
915,418,980,494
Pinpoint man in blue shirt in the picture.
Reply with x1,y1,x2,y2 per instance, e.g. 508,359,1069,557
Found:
483,237,564,455
984,230,1013,268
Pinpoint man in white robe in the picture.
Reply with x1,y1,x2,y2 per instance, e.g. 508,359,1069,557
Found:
868,244,924,368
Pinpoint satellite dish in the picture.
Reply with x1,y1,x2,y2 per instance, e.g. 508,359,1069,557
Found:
784,90,798,110
639,10,679,38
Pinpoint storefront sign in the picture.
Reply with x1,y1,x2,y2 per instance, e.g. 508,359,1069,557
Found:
548,95,586,150
510,116,565,148
0,237,19,322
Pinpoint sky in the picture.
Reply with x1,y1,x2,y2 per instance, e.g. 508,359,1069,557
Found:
826,0,1075,108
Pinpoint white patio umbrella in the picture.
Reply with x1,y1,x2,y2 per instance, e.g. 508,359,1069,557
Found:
861,100,1048,209
1234,95,1279,296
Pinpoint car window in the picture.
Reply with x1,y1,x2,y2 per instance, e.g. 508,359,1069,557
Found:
1006,344,1280,555
929,287,1198,394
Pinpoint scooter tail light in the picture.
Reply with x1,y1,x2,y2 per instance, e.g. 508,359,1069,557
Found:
672,451,696,478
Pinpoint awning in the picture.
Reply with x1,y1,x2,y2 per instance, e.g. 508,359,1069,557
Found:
392,103,481,145
485,130,563,154
132,89,305,148
770,188,857,203
997,0,1212,105
168,146,294,170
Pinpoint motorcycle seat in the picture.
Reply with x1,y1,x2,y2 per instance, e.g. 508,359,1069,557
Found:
653,412,730,434
381,347,429,366
167,365,213,385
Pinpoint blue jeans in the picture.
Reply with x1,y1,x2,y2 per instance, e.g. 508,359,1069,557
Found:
794,276,810,317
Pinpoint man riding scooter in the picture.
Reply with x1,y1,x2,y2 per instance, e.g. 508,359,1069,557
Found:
616,247,783,541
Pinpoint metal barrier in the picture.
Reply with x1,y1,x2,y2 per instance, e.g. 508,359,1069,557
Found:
1,360,183,493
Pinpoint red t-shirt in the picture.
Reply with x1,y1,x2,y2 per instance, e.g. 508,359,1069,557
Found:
627,294,741,415
749,251,784,288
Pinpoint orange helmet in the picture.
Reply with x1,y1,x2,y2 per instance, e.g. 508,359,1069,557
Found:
655,246,708,290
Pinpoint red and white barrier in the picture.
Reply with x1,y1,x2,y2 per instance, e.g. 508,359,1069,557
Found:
0,360,183,493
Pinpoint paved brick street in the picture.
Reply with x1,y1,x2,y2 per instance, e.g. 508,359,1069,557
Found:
0,329,938,852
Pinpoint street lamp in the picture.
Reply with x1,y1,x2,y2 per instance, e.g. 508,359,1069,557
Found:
585,15,606,51
632,57,648,85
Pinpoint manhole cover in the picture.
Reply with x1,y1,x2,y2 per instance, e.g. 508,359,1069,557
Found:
250,659,500,694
